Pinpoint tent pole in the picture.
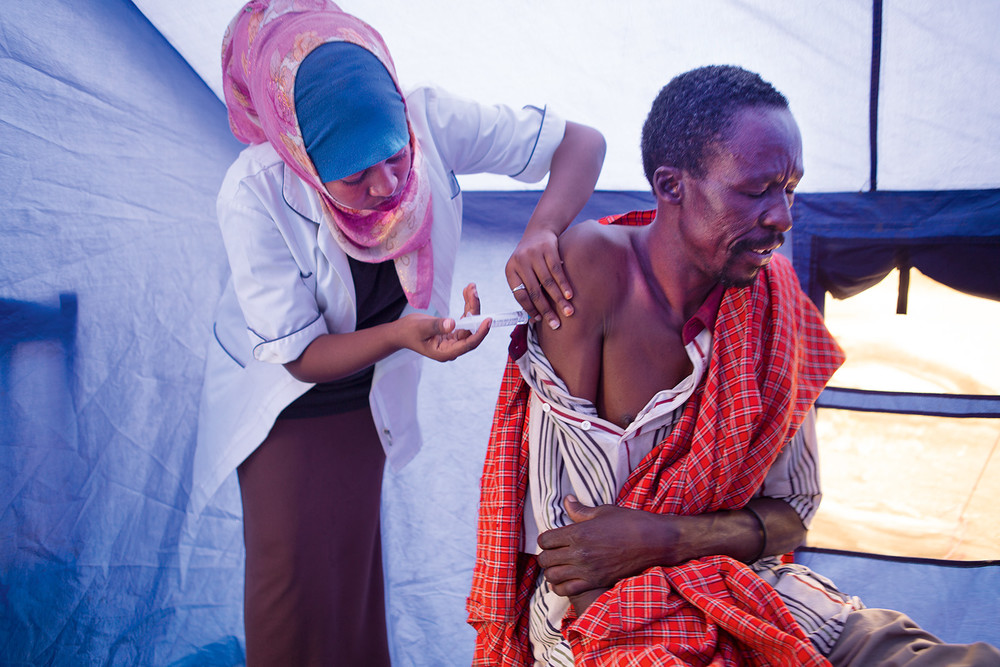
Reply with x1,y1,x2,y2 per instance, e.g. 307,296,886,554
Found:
869,0,883,192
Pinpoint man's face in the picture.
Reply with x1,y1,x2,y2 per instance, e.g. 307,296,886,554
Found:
679,106,804,288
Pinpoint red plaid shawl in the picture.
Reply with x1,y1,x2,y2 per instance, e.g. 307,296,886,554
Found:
467,211,844,666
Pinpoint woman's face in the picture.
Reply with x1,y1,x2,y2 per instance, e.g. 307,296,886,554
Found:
323,143,412,212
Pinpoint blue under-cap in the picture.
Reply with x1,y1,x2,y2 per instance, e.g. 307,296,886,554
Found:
295,41,409,183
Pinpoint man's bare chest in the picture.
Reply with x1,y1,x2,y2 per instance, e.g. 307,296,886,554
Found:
599,326,693,428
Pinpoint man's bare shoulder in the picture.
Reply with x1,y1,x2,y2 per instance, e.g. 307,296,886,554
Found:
547,219,637,337
559,219,635,291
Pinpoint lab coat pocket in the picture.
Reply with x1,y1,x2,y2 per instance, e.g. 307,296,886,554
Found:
212,280,252,368
369,351,423,471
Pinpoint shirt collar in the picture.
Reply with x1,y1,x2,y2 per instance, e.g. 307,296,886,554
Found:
682,283,726,345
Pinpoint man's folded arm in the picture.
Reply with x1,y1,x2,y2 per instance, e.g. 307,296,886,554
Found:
535,495,806,600
536,415,820,599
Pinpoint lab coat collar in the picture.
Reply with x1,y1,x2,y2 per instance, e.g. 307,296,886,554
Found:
281,161,324,225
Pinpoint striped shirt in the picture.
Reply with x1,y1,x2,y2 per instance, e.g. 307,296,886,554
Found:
518,325,861,665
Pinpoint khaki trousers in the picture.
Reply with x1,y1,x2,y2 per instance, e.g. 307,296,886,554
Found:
828,608,1000,667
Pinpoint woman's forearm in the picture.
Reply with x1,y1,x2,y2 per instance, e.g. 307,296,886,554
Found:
526,121,606,235
283,321,404,384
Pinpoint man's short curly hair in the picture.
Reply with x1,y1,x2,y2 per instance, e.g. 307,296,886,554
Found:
640,65,788,185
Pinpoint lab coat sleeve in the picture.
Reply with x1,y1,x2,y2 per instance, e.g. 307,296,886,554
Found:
217,175,330,365
409,86,567,184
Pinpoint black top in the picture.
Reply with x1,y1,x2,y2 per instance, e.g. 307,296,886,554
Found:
277,256,408,419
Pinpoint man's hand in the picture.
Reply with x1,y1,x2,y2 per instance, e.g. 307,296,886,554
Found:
536,496,691,598
567,588,609,617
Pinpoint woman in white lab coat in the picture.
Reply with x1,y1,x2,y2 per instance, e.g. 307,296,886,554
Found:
193,1,605,664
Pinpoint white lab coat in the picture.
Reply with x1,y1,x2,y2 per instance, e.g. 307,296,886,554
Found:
190,87,566,513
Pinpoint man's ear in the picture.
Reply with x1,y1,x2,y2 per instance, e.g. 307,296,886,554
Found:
652,166,683,204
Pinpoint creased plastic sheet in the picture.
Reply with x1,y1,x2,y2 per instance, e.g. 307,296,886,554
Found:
1,0,244,663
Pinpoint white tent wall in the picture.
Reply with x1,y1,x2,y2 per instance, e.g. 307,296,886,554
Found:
878,3,1000,190
2,0,999,665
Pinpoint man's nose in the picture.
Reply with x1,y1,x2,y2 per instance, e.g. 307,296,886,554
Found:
368,163,398,197
762,192,794,233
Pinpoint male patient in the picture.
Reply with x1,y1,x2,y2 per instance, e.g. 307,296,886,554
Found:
468,65,1000,666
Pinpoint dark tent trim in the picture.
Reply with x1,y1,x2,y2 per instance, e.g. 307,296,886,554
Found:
798,546,1000,569
817,386,1000,419
462,190,1000,319
791,189,1000,313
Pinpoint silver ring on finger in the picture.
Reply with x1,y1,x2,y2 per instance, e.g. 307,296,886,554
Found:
511,283,526,293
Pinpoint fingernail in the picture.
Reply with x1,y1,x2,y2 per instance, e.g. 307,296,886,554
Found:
549,318,560,330
564,290,573,299
563,305,574,317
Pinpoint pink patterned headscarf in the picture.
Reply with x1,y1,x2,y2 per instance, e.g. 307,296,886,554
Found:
221,0,434,308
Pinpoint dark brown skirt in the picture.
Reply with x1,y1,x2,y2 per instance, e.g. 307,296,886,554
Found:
237,407,390,667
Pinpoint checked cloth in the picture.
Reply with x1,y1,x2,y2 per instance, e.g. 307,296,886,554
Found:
467,210,844,666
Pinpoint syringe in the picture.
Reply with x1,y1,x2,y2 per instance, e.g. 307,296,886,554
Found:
453,309,530,332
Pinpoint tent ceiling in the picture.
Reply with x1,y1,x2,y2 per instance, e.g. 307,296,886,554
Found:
134,0,1000,193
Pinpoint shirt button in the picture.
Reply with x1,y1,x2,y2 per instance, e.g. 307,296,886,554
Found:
541,403,551,413
581,420,591,431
